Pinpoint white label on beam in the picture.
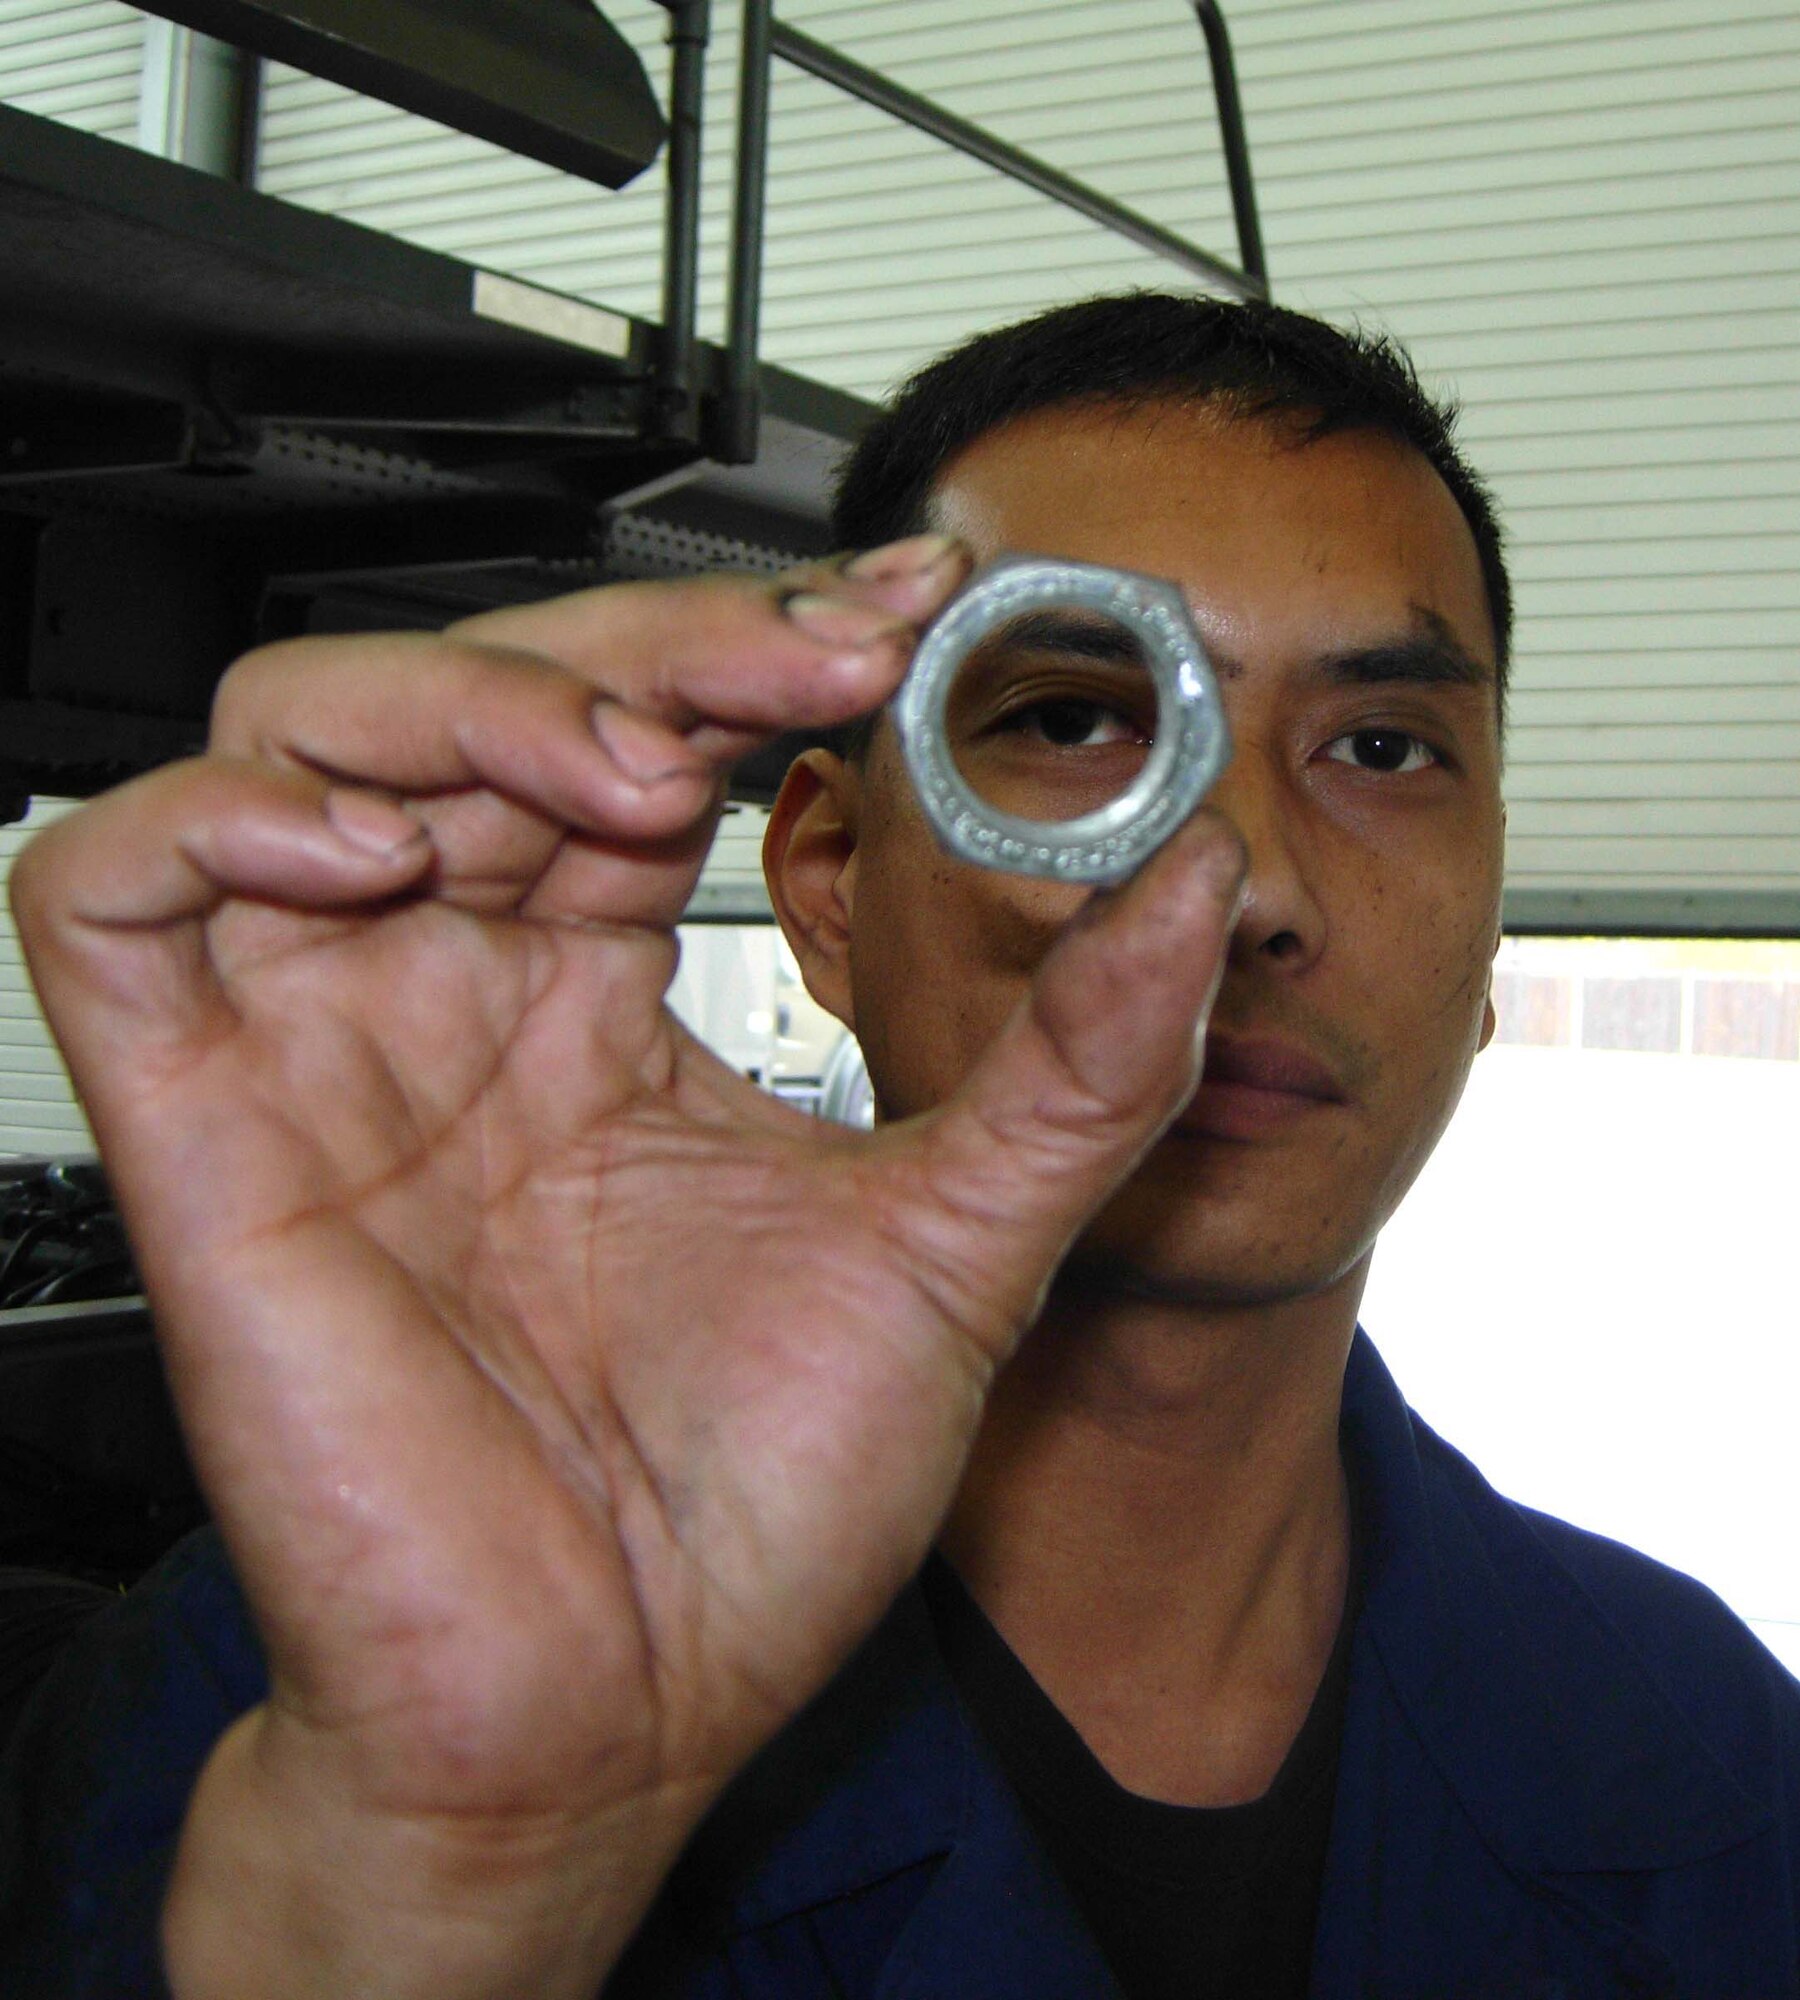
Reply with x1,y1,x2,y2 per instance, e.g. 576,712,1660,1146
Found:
470,272,631,361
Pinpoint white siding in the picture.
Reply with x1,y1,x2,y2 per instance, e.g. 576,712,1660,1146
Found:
0,802,94,1158
0,0,143,141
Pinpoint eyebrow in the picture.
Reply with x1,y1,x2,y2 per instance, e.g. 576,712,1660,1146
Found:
987,604,1493,690
979,610,1149,666
1311,612,1494,692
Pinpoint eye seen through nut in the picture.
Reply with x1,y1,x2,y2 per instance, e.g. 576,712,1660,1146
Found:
893,556,1232,884
947,610,1158,827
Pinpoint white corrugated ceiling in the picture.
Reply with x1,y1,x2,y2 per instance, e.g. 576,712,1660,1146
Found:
0,0,141,142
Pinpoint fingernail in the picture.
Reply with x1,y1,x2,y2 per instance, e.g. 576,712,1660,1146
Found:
592,701,698,785
326,788,424,856
782,593,911,649
845,533,960,581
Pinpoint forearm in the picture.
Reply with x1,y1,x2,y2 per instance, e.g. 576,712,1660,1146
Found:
162,1710,709,2000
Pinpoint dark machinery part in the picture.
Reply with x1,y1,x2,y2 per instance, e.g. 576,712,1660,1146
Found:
0,1166,196,1598
0,1163,139,1314
0,86,854,814
0,1163,190,1757
140,0,666,190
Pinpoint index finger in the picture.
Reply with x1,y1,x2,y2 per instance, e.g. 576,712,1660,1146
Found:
450,537,970,747
213,547,970,830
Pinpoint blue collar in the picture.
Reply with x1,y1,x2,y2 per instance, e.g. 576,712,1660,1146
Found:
1340,1328,1768,1874
669,1329,1769,1959
659,1571,1117,1992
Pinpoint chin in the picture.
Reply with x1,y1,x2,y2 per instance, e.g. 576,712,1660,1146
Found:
1052,1112,1415,1315
1059,1198,1375,1315
1056,1160,1376,1312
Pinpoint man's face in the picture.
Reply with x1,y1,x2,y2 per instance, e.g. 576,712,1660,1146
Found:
800,400,1505,1307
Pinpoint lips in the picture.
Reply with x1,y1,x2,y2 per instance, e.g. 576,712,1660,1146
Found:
1200,1035,1346,1101
1175,1032,1349,1142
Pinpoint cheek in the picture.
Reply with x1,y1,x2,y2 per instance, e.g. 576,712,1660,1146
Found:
1357,844,1502,1100
1324,851,1499,1240
848,835,1082,1117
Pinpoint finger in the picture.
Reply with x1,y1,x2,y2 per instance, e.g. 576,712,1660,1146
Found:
771,533,970,620
446,537,971,753
515,807,725,931
10,758,433,1065
889,810,1249,1354
209,543,970,892
216,634,722,843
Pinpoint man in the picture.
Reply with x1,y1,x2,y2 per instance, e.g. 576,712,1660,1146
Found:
3,294,1797,1998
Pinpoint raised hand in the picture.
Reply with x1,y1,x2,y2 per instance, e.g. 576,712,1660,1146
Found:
9,538,1245,2000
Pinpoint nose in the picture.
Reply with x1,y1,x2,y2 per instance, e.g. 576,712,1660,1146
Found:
1204,739,1326,972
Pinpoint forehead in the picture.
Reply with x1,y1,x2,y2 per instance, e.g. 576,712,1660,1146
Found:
924,400,1497,677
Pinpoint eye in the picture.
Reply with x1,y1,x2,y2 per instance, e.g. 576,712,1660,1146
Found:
1323,727,1439,774
1003,695,1146,750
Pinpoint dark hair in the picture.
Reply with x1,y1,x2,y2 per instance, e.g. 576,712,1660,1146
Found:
832,291,1510,728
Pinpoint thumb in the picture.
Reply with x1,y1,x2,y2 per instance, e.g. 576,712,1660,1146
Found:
891,809,1248,1355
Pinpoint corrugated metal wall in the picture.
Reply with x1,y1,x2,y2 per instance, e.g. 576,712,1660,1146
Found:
0,0,141,142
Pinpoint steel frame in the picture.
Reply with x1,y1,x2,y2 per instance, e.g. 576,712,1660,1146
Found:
715,0,1270,463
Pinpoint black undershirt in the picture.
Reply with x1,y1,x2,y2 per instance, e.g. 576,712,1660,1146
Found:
920,1516,1362,2000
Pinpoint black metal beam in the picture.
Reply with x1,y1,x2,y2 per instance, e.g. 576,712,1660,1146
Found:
656,0,709,443
1192,1,1268,290
0,1298,154,1372
244,495,599,578
0,702,205,795
136,0,666,190
0,393,193,485
719,0,777,466
767,17,1266,301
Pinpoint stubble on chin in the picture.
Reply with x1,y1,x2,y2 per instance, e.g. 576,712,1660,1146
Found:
1053,1141,1382,1318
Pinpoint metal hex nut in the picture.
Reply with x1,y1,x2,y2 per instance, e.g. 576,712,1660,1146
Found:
891,555,1232,885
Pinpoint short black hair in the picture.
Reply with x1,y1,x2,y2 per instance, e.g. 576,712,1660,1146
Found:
832,290,1511,725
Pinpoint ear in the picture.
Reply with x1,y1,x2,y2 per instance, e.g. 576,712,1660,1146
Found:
1479,808,1506,1052
763,747,861,1032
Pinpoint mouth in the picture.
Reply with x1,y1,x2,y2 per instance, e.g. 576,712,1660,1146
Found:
1173,1032,1349,1142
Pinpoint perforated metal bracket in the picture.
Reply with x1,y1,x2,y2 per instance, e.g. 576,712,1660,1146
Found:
892,555,1231,886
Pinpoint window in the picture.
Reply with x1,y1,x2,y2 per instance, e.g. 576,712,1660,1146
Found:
1363,935,1800,1674
668,925,863,1120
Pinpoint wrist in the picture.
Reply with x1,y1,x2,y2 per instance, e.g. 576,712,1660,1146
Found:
162,1708,713,2000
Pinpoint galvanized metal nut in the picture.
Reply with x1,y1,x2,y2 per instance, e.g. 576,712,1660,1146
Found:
891,555,1232,885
